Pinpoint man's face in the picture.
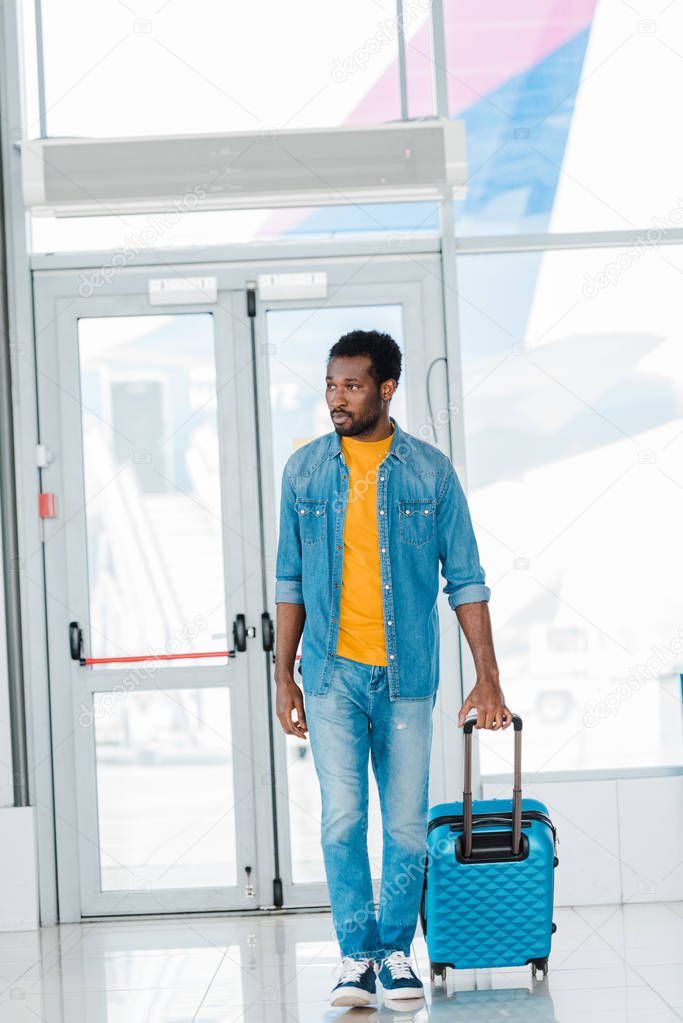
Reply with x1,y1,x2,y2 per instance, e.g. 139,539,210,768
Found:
325,355,389,436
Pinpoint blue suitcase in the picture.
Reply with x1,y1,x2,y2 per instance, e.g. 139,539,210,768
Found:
419,714,559,982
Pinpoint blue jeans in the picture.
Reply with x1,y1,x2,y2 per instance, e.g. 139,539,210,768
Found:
305,654,435,960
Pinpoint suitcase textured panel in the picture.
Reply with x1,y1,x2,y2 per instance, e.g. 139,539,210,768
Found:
420,715,559,978
424,797,556,969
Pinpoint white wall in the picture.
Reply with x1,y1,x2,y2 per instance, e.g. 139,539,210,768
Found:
0,808,39,928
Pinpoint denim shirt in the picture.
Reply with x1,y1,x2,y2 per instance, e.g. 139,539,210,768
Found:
274,416,490,700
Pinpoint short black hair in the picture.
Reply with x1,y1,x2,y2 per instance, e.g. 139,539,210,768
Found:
327,329,402,391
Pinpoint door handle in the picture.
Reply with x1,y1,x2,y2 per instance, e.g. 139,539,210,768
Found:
261,611,274,652
232,613,256,652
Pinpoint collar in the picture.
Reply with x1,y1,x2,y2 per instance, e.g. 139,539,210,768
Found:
327,415,408,463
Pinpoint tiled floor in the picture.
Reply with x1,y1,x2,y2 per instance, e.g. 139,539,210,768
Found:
0,902,680,1021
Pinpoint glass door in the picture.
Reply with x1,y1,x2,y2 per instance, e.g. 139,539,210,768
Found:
34,249,453,917
248,255,451,907
35,286,266,916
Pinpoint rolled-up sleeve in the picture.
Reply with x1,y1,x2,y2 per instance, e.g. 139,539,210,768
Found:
436,464,491,610
274,464,304,604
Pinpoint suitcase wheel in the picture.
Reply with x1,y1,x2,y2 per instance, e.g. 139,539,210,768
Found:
530,956,549,980
429,962,448,984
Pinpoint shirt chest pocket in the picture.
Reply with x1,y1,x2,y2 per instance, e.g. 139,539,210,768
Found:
295,499,328,545
398,499,436,547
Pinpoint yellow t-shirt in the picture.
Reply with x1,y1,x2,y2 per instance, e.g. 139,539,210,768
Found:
336,424,395,665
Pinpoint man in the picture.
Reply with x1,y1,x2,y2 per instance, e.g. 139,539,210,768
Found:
274,330,510,1007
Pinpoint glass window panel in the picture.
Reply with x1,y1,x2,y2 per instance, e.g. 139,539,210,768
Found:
94,688,237,890
28,0,443,251
38,0,400,137
458,247,683,773
266,303,407,882
447,1,683,236
78,314,227,664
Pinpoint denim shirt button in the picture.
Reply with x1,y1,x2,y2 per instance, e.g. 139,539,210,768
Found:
381,547,386,553
385,584,390,589
388,620,393,625
389,654,395,659
379,510,384,515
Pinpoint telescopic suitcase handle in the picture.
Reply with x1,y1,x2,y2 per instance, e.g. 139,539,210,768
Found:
462,712,523,858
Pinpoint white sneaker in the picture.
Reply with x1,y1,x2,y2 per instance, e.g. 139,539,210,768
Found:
329,956,377,1007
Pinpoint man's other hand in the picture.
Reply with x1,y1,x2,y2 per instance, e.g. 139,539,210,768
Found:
276,678,308,739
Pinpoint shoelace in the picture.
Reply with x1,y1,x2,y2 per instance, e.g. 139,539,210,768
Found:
337,956,373,984
382,951,414,979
